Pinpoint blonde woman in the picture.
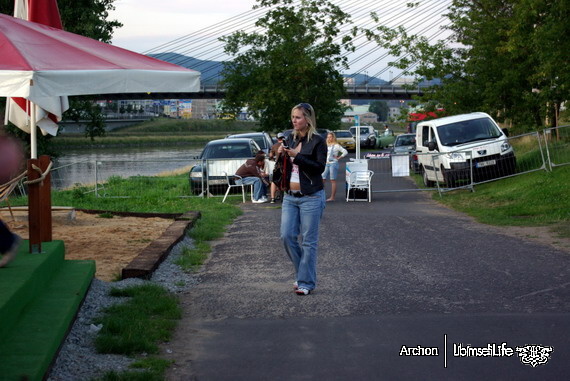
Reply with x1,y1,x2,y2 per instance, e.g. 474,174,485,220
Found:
322,132,348,202
277,103,327,295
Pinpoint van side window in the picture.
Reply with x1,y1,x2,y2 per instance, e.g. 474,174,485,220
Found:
421,125,430,146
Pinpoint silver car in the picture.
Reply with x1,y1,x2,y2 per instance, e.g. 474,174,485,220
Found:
189,138,261,195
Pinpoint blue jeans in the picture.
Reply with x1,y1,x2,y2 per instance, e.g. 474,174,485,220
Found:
280,189,326,291
322,161,340,180
237,177,267,201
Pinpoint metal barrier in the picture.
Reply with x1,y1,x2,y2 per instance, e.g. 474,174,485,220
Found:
543,125,570,170
364,130,551,195
35,129,566,200
49,157,270,199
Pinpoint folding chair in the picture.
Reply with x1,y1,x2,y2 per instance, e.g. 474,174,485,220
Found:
346,170,374,202
221,172,253,203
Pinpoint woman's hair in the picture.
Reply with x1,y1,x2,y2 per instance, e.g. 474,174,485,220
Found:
326,132,337,145
291,103,317,141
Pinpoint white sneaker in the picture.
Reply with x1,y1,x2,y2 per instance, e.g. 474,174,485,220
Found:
295,287,311,295
252,197,268,204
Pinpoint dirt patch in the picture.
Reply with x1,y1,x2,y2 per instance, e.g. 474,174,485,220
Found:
2,210,173,281
489,224,570,253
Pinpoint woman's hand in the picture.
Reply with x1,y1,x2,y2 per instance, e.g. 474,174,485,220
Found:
285,148,298,158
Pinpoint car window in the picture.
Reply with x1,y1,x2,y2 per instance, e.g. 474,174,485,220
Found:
228,133,269,150
349,127,371,135
202,143,254,159
336,131,352,138
396,135,416,146
421,125,431,146
250,141,259,154
437,117,502,146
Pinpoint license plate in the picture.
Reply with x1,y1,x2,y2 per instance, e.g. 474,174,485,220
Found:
476,159,496,168
208,179,226,185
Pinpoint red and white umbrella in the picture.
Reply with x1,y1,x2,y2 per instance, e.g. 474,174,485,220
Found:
0,12,201,156
6,0,68,140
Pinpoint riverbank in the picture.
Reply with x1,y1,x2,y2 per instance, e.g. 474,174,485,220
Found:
52,118,261,149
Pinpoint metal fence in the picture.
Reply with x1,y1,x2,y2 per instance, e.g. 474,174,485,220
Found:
544,125,570,170
4,128,565,201
47,157,275,199
364,129,561,195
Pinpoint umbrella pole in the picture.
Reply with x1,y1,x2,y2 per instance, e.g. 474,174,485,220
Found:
30,101,37,159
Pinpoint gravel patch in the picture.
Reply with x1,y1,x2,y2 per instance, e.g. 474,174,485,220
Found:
47,236,197,381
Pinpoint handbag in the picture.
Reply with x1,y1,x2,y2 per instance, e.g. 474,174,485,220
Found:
272,154,289,191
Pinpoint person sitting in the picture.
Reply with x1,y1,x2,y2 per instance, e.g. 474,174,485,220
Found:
235,153,269,203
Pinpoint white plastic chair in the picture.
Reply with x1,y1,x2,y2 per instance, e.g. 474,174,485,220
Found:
346,170,374,202
222,172,253,203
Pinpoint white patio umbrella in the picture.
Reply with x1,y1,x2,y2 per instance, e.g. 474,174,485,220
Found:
0,13,201,157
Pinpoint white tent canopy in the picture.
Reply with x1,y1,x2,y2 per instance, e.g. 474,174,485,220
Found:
0,14,201,99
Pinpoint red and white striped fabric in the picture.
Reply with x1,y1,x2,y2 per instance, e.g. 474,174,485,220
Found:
5,0,68,136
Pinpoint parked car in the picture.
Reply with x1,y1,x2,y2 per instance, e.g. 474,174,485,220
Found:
334,130,356,152
377,132,396,149
390,133,419,173
316,129,330,140
225,132,274,154
349,125,377,148
280,129,329,142
189,138,261,195
415,112,516,187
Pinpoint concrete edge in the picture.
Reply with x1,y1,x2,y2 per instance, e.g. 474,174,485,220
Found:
121,211,201,280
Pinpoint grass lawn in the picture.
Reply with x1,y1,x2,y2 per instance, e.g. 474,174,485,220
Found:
435,165,570,237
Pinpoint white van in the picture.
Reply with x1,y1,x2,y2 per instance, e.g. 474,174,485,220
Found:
415,112,516,187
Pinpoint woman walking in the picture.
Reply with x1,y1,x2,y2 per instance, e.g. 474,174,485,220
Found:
278,103,327,295
322,132,348,202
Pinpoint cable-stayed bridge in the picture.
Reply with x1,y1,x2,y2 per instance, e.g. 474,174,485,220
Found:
112,0,452,100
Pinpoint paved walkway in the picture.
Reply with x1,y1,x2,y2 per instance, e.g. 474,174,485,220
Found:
163,169,570,380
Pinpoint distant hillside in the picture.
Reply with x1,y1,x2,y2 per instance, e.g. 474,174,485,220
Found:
149,53,224,85
149,53,390,86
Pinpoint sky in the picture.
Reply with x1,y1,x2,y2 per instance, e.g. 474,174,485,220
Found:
109,0,258,53
108,0,452,81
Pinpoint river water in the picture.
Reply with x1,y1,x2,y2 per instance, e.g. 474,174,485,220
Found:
52,145,204,189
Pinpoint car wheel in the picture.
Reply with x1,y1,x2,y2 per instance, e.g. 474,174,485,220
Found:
422,166,435,187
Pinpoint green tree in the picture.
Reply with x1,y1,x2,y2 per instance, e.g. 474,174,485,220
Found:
220,0,355,131
366,0,569,132
368,100,389,121
0,0,121,42
65,100,106,141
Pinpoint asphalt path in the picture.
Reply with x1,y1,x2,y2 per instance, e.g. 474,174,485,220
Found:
164,156,570,380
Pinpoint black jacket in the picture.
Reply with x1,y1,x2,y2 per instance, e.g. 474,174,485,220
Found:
281,132,327,195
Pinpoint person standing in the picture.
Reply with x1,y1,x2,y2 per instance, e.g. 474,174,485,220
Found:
278,103,327,295
322,132,348,202
269,133,286,203
235,152,269,203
